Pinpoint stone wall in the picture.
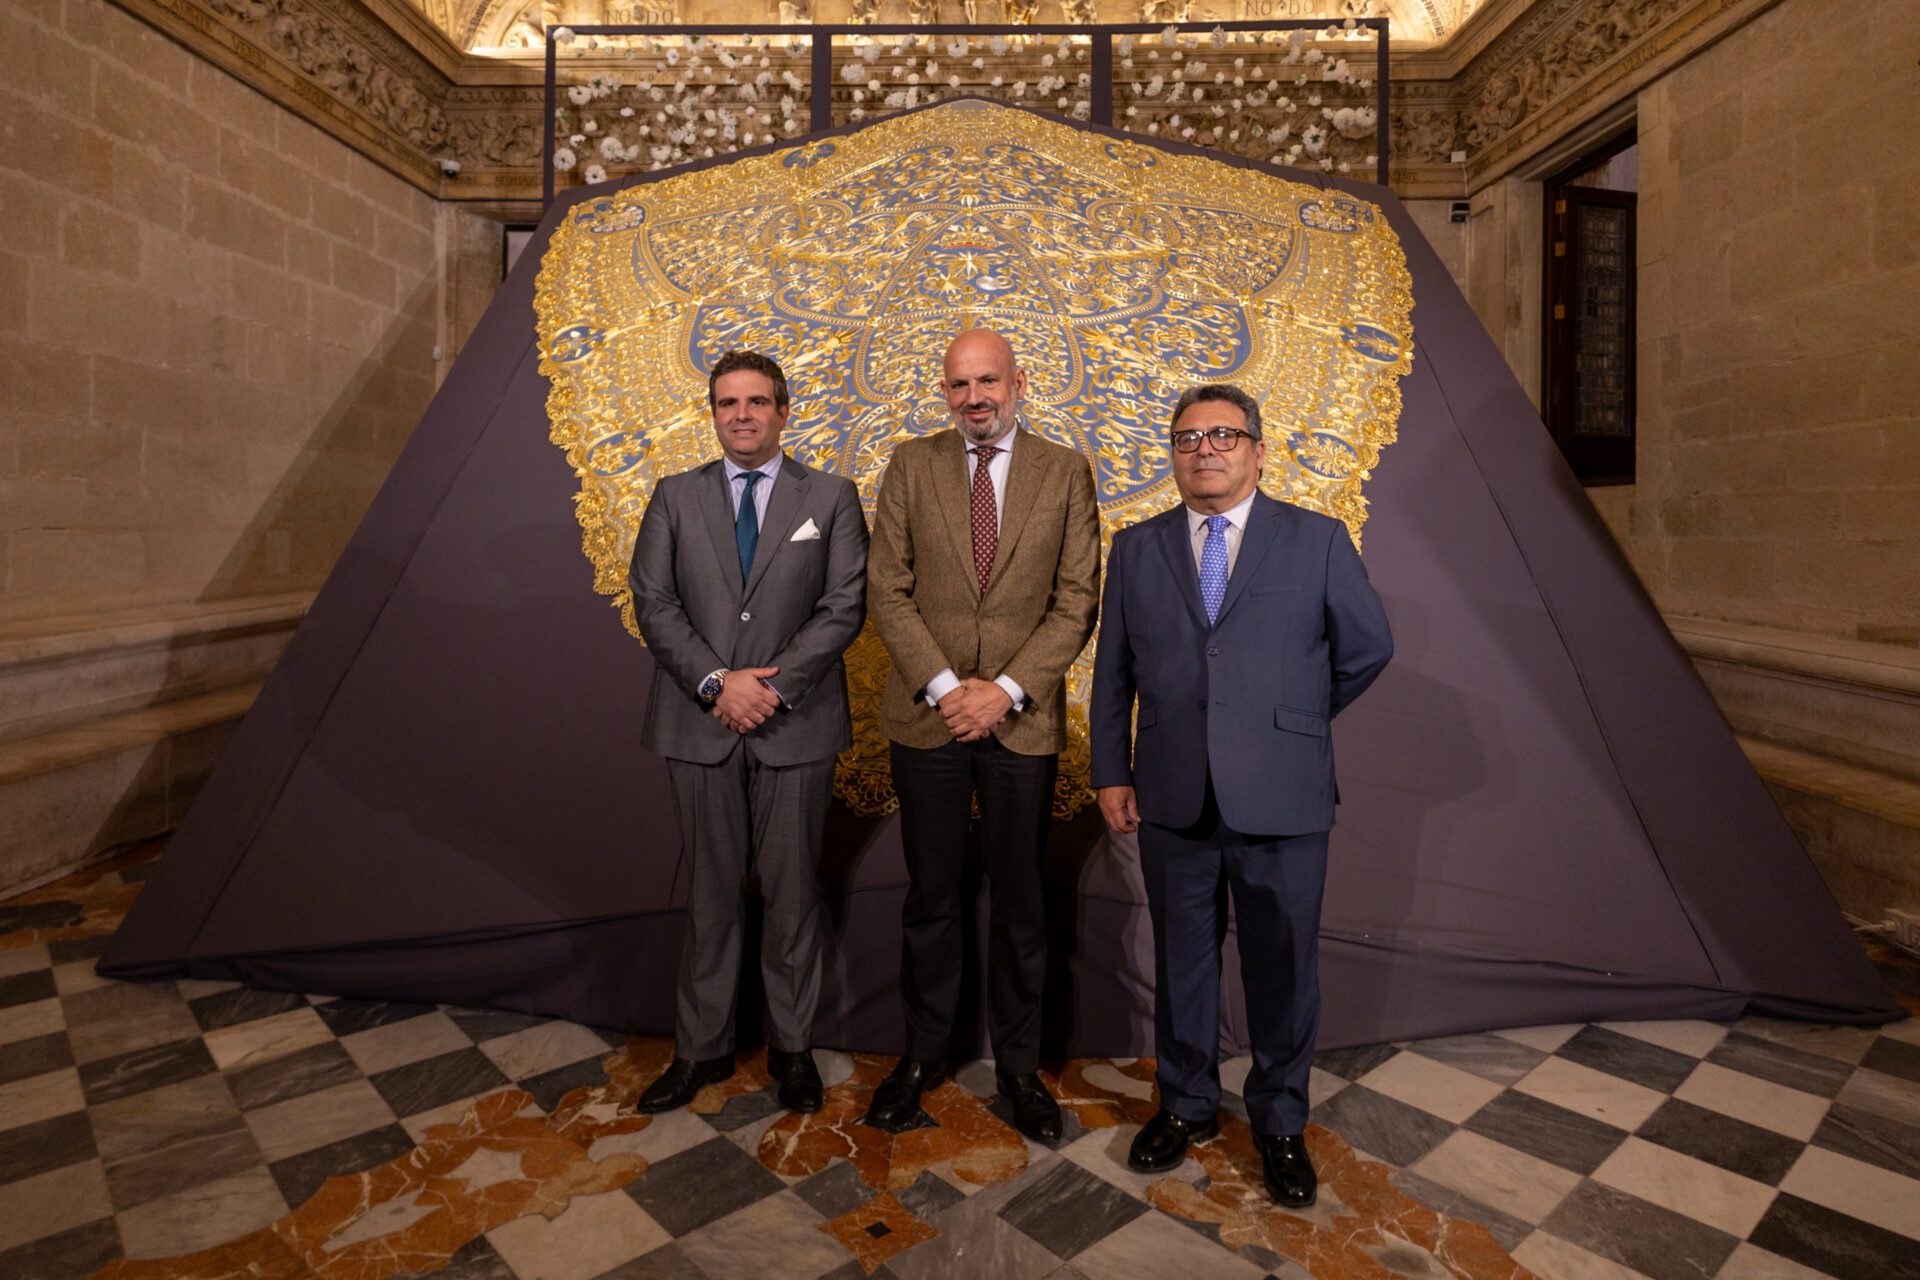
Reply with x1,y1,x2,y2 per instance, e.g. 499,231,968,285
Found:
1580,0,1917,645
1,0,500,627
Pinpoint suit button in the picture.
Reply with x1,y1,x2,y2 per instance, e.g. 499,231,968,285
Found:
1206,646,1220,657
740,611,751,622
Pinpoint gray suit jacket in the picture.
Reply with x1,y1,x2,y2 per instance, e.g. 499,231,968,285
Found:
631,453,868,767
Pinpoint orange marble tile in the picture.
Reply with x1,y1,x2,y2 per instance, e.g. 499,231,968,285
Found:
0,841,156,950
819,1191,939,1274
97,1057,656,1279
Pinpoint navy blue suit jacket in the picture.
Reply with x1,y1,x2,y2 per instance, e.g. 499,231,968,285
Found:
1089,490,1393,836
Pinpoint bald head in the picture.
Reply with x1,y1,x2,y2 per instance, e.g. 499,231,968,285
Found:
942,328,1027,445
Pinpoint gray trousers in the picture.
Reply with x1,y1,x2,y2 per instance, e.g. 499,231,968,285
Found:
665,745,834,1060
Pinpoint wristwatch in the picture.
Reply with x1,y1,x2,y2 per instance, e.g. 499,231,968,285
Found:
697,669,729,704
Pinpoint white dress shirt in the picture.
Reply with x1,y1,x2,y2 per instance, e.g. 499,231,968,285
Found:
723,453,780,527
925,424,1026,710
1186,491,1257,577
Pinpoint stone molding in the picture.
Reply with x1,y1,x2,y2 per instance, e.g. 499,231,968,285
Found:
106,0,1786,202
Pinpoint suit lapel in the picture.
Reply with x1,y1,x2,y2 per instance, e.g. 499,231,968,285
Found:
1213,491,1283,626
929,430,982,603
1155,510,1208,630
984,429,1041,593
700,461,744,598
742,455,811,602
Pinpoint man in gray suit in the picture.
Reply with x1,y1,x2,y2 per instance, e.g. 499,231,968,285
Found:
629,350,868,1114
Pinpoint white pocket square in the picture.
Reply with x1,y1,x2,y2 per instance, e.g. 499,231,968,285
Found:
790,517,822,541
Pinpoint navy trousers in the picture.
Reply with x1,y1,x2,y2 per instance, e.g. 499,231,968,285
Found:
1136,780,1329,1136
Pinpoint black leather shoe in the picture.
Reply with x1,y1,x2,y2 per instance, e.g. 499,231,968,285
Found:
638,1055,734,1113
1126,1108,1220,1172
997,1071,1063,1145
863,1058,941,1132
767,1046,824,1114
1258,1132,1317,1208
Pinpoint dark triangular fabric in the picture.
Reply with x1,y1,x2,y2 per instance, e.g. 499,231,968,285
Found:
102,100,1899,1049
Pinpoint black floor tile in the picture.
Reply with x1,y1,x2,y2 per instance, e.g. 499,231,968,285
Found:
77,1036,218,1105
188,986,310,1033
104,1127,265,1212
1390,1168,1532,1252
1636,1097,1805,1185
0,1110,97,1184
1809,1100,1920,1180
894,1168,964,1219
519,1054,611,1113
268,1122,417,1207
1705,1032,1854,1099
625,1135,787,1237
703,1086,783,1133
1860,1036,1920,1085
0,969,56,1010
0,1217,121,1279
368,1048,511,1118
793,1159,878,1219
1556,1026,1698,1094
1464,1088,1627,1176
1542,1180,1740,1280
45,936,112,964
1311,1083,1454,1167
1747,1192,1920,1280
0,1031,74,1087
444,1006,551,1043
0,901,85,939
312,997,438,1037
1313,1042,1399,1080
594,1242,720,1280
226,1040,364,1112
997,1158,1148,1259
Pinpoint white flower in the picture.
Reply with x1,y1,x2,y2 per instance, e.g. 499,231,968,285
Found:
950,75,960,87
991,74,1003,87
620,106,634,117
583,119,598,133
972,57,984,69
567,85,593,105
600,135,623,157
988,35,1009,56
569,133,584,145
584,163,607,184
553,146,577,170
552,26,574,43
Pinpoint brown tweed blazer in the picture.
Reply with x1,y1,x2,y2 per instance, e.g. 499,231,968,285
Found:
867,427,1101,755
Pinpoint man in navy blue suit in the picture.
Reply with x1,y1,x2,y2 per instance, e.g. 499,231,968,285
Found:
1089,384,1393,1207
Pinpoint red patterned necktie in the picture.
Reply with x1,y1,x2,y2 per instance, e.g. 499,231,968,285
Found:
970,445,1000,592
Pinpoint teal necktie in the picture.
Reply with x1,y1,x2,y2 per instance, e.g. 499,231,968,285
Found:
735,471,762,583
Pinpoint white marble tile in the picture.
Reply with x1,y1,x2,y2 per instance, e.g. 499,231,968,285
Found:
1308,1065,1348,1108
1673,1061,1827,1141
0,1158,113,1253
1219,1054,1252,1096
64,1000,201,1064
1591,1136,1776,1239
398,1093,486,1144
487,1188,671,1280
0,996,63,1047
174,977,243,1001
600,1103,717,1166
675,1189,850,1280
1778,1145,1920,1241
0,944,51,979
1513,1056,1667,1131
1513,1229,1654,1280
1410,1130,1582,1225
1056,1124,1208,1201
1879,1018,1920,1048
1733,1017,1878,1064
1358,1049,1505,1123
477,1021,611,1081
244,1078,397,1163
338,1011,474,1076
203,1006,334,1072
1598,1019,1728,1059
1070,1200,1266,1280
51,959,113,996
0,1066,84,1129
1492,1023,1582,1053
116,1166,288,1259
1714,1241,1835,1279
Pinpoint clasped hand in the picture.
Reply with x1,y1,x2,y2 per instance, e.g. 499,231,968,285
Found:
712,666,782,733
939,677,1012,743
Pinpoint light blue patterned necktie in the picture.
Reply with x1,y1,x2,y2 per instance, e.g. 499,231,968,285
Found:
1199,514,1230,625
735,471,762,583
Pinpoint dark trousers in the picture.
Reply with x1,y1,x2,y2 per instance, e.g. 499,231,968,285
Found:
1137,780,1329,1136
665,746,834,1061
890,737,1057,1074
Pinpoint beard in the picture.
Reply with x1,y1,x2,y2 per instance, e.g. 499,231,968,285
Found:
953,401,1018,444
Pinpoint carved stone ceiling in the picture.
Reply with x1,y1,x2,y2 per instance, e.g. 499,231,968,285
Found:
390,0,1487,56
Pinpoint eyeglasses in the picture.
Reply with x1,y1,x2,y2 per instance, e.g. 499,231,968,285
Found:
1170,427,1256,453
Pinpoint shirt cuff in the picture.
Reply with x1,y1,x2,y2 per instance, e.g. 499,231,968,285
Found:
760,676,793,711
993,674,1026,710
924,668,961,707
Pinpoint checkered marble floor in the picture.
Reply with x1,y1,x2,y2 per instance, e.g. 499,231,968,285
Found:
2,846,1918,1280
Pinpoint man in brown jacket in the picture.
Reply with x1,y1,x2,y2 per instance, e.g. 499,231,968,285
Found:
861,328,1101,1142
